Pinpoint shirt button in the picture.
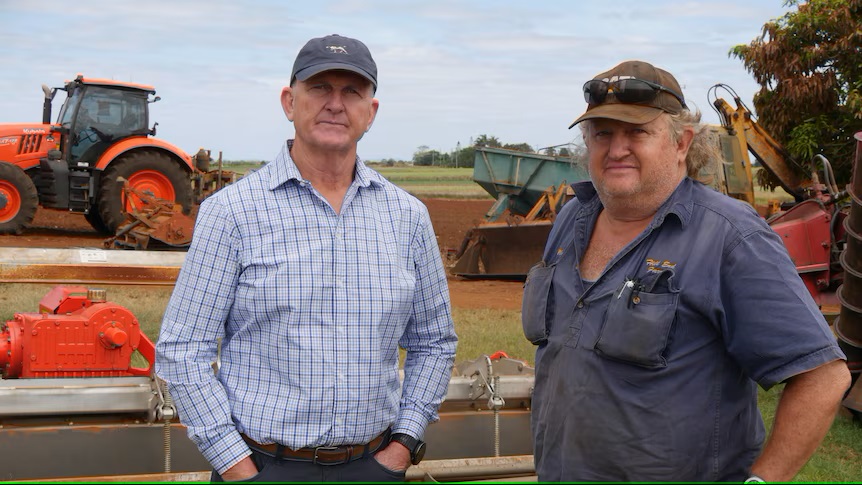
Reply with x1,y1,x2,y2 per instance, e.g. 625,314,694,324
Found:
577,301,584,309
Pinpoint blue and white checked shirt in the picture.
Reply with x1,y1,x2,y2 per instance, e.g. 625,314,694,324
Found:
155,140,457,473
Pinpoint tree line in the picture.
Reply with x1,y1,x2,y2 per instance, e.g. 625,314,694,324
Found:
409,134,581,167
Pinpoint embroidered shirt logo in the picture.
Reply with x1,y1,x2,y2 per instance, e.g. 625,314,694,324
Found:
646,258,676,273
326,45,348,54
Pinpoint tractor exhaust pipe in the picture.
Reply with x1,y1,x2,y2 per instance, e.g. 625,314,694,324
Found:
836,132,862,412
41,84,54,124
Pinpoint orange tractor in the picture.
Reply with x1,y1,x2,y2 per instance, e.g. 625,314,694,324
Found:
0,74,225,235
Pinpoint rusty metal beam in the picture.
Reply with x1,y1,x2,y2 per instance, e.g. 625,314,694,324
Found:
0,247,184,285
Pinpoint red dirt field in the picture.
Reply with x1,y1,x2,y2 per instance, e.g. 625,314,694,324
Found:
0,199,524,311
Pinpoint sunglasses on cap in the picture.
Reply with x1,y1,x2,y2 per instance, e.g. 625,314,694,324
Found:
583,78,687,109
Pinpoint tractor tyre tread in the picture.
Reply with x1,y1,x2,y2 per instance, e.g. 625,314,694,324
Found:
0,162,38,235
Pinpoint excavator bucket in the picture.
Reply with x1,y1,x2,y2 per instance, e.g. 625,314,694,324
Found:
451,221,552,280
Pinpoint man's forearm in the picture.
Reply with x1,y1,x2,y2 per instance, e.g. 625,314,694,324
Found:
751,359,851,481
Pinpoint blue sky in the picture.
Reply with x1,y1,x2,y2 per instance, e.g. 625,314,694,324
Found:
0,0,788,162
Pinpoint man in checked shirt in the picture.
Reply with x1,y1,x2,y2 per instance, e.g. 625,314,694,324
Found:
155,34,457,482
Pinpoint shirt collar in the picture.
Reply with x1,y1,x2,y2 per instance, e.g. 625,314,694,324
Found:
268,139,383,191
572,177,696,228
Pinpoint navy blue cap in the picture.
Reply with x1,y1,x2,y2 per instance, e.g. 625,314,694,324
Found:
291,34,377,89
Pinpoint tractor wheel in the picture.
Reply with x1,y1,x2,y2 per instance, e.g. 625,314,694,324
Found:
97,151,193,233
0,163,38,235
84,206,111,235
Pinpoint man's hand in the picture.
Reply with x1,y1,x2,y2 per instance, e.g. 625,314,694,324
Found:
220,456,258,482
374,441,412,472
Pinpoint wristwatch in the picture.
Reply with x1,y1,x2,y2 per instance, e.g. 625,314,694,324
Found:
389,433,426,465
744,475,766,483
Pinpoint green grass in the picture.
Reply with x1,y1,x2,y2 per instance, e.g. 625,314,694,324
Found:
218,160,267,175
759,387,862,482
453,308,534,365
374,166,490,199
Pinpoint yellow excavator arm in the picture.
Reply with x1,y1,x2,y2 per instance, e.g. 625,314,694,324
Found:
711,96,807,204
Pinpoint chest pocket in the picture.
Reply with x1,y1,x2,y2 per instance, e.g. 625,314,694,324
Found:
594,269,679,368
522,261,556,345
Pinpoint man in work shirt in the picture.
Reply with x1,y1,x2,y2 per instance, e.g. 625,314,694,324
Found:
522,59,851,482
156,34,457,482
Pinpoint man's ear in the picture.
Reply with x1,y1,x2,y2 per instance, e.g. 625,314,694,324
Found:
281,87,295,121
365,98,380,132
676,126,695,165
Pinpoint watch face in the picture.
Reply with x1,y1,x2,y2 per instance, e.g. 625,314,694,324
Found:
413,441,426,465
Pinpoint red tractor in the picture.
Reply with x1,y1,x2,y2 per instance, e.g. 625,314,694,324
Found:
0,74,215,235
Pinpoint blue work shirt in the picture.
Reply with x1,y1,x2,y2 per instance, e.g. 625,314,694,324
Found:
156,140,457,473
523,177,845,482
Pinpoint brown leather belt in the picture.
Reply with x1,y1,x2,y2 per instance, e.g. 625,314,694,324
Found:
240,429,390,466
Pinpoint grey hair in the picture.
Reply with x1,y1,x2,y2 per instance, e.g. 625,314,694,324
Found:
668,109,722,178
579,109,723,178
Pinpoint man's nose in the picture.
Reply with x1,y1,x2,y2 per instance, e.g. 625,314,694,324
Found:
324,90,345,111
607,132,631,159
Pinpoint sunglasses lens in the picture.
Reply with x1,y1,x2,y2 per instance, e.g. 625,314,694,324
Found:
584,80,608,105
613,79,659,104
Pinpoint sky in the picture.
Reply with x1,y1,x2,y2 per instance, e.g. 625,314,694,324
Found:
0,0,790,162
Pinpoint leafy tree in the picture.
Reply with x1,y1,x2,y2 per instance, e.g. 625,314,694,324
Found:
413,149,449,166
474,134,502,147
413,146,431,166
503,142,533,152
730,0,862,186
457,145,475,168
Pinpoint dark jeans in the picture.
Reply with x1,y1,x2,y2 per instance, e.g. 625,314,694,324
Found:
210,447,406,483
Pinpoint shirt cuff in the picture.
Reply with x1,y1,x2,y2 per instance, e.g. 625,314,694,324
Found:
393,408,430,439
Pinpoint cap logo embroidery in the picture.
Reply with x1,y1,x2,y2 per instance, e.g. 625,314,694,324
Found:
327,45,348,54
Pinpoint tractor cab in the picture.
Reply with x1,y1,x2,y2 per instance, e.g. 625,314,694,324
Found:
51,76,157,167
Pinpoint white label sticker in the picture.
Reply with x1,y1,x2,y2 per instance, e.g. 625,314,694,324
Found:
79,249,108,263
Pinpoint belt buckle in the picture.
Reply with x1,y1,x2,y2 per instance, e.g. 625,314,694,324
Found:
313,446,347,466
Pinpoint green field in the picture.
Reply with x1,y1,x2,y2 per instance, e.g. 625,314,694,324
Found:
374,166,489,198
